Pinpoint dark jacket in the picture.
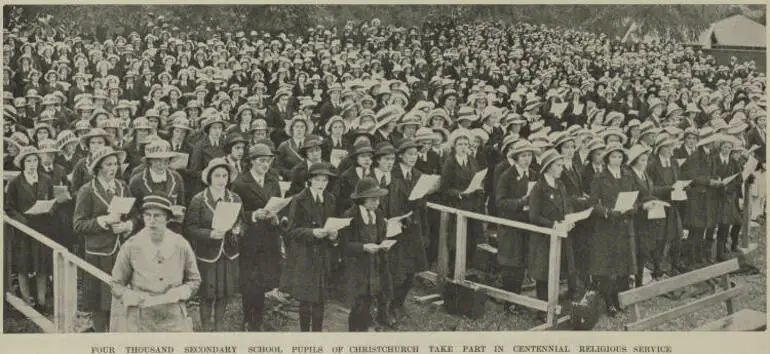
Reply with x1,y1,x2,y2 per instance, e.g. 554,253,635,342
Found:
183,188,243,263
279,188,338,302
339,205,392,303
587,168,636,277
73,178,138,255
527,176,574,281
495,164,535,268
680,146,717,229
231,170,284,291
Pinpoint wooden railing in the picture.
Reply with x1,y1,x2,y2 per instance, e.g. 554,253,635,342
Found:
3,215,112,333
423,202,568,329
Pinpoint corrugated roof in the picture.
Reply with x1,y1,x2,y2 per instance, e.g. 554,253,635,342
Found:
699,14,766,48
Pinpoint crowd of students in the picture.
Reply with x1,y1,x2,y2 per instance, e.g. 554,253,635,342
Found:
3,15,766,332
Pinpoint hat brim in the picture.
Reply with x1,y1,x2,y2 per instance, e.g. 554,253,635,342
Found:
89,150,127,174
539,155,566,175
144,151,180,160
201,161,238,185
307,169,336,179
600,146,628,162
350,188,389,199
13,150,40,169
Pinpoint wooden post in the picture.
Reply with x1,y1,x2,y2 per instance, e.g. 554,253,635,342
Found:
720,274,734,315
52,250,65,333
436,211,450,291
454,215,468,281
62,258,79,333
546,234,563,327
741,181,751,249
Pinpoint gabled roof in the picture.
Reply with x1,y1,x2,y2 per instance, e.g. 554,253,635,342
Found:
698,14,766,48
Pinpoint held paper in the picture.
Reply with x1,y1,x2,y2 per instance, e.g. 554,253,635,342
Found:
264,197,292,215
564,207,593,224
211,202,241,231
613,191,639,212
24,199,56,215
323,217,353,232
108,196,136,215
408,174,441,200
461,168,487,195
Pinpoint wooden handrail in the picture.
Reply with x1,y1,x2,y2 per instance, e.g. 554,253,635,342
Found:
4,216,68,252
426,202,567,237
4,215,112,284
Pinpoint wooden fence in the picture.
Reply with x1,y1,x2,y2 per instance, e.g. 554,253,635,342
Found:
423,202,569,329
3,215,112,333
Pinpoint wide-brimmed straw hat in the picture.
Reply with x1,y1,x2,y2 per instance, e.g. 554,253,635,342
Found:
201,157,238,185
539,149,565,175
88,146,127,174
14,146,40,169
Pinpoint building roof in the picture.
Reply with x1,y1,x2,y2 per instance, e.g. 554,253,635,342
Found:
698,14,766,49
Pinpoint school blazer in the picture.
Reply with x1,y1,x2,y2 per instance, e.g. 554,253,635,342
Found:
183,188,243,263
73,178,138,255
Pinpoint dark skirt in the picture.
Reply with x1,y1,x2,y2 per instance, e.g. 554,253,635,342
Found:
197,256,240,299
11,226,53,276
84,252,117,312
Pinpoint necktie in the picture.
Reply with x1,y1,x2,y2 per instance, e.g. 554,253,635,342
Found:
369,211,376,225
405,171,410,181
380,174,387,187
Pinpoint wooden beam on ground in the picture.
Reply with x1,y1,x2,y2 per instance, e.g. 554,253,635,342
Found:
625,286,745,331
5,292,56,333
619,259,740,307
417,271,554,313
529,315,572,331
414,294,442,304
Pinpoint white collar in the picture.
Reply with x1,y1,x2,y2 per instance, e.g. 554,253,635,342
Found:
544,174,556,188
250,169,265,185
400,164,412,177
355,166,368,179
98,176,116,190
607,166,622,178
360,205,375,225
632,166,646,179
374,169,390,183
310,188,324,203
148,168,167,183
455,154,467,165
659,155,670,166
23,170,38,184
514,163,529,178
209,187,226,202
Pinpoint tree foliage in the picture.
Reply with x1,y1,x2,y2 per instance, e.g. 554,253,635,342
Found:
4,5,765,42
